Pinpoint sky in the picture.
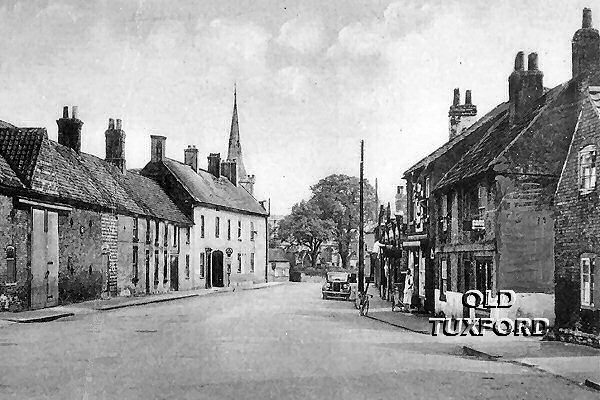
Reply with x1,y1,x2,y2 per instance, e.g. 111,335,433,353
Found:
0,0,594,214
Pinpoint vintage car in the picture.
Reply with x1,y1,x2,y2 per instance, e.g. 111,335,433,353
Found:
322,271,352,300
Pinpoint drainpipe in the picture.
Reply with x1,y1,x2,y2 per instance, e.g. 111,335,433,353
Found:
265,199,270,283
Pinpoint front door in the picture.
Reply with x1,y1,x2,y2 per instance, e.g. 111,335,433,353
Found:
30,208,59,309
170,255,179,291
211,251,224,287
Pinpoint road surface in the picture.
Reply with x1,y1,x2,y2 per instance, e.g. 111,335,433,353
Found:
0,283,595,399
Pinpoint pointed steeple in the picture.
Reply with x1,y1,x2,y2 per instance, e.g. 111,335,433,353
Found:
227,84,248,181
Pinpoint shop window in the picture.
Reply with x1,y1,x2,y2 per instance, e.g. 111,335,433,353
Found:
579,145,596,192
581,257,594,307
6,246,16,283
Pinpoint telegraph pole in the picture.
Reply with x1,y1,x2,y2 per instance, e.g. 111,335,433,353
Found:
358,140,365,293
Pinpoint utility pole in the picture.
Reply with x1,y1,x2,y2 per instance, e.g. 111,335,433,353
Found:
358,140,365,293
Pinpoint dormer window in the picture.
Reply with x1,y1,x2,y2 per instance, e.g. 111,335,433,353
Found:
579,145,596,193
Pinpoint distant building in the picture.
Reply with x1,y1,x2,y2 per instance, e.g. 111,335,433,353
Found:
268,248,290,281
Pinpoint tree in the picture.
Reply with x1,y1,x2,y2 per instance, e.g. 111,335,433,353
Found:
310,174,376,269
277,200,335,270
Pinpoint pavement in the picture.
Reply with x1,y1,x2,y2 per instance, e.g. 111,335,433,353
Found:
0,281,283,323
0,282,598,399
365,284,600,391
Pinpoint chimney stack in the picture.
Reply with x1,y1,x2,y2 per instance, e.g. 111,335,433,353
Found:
57,105,84,153
448,88,477,140
509,51,544,125
572,8,600,77
150,135,166,162
105,118,126,173
221,159,237,186
207,153,221,178
184,145,198,173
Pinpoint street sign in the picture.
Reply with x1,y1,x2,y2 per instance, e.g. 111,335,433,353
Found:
226,248,233,257
472,219,485,230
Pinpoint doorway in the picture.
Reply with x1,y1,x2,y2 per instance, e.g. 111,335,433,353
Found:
170,255,179,291
211,250,224,287
30,208,59,309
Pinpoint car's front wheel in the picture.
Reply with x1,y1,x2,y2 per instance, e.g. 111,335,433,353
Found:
322,293,327,300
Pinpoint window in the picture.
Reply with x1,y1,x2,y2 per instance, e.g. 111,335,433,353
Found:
199,253,205,279
425,176,431,199
440,194,448,232
154,220,159,243
581,257,594,306
250,221,255,241
6,246,16,283
173,226,179,247
238,220,242,240
185,227,190,244
478,185,487,219
185,255,190,279
133,217,139,241
250,253,255,273
440,259,447,298
215,217,220,238
43,209,48,233
163,250,168,282
164,224,168,246
132,246,139,283
237,253,242,273
200,215,205,238
146,219,151,243
579,145,597,192
154,250,159,285
145,249,150,285
227,219,231,240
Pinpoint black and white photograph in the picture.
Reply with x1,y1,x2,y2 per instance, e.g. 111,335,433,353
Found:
0,1,599,398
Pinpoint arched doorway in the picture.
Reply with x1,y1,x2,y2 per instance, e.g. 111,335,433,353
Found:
211,250,224,287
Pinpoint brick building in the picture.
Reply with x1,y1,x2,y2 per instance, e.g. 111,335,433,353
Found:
427,10,599,324
0,107,191,309
554,9,600,334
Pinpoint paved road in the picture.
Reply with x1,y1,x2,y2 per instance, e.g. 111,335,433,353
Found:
0,283,596,399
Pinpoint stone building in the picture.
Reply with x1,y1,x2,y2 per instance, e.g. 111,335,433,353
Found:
141,91,268,289
0,107,191,309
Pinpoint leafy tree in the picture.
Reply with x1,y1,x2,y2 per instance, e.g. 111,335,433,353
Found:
278,200,335,270
310,174,376,269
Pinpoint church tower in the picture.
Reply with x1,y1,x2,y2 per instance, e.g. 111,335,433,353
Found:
227,86,255,195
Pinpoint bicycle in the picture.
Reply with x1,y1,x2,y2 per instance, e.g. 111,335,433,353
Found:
358,282,372,316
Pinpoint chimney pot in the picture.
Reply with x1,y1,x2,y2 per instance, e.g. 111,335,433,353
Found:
465,90,472,105
514,51,525,70
150,135,166,163
62,106,69,119
528,52,538,70
453,88,460,106
116,119,122,130
72,106,79,120
108,118,115,130
583,8,593,28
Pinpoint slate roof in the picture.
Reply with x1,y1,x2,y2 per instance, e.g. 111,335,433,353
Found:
405,102,509,175
435,76,584,191
0,128,190,225
162,158,268,216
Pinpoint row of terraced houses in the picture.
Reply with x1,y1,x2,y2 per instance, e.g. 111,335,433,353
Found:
394,8,600,337
0,91,270,310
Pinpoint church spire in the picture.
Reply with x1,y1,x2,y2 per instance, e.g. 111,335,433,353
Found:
227,84,255,194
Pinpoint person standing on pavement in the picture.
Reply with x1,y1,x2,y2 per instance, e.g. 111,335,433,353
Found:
403,269,413,309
